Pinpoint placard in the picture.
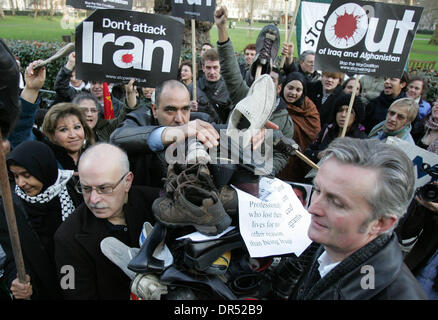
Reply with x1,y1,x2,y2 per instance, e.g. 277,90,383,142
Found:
386,137,438,191
75,9,184,87
236,178,312,258
67,0,133,10
314,0,423,77
171,0,216,22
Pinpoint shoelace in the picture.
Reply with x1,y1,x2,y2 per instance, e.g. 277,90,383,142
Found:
259,32,276,65
173,164,217,198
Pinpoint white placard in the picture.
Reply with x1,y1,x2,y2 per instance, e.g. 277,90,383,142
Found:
386,136,438,190
234,178,312,258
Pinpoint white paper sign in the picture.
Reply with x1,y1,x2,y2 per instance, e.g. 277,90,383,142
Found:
234,178,312,258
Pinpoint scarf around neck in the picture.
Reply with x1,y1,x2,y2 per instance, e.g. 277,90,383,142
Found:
15,169,75,221
425,115,438,131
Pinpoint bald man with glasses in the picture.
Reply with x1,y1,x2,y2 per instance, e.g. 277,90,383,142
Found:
54,143,160,299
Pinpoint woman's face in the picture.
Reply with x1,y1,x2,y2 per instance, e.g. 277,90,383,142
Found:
336,105,355,129
343,79,361,96
52,115,85,154
406,80,423,100
283,80,304,104
78,99,99,129
432,101,438,121
180,65,192,81
9,165,43,196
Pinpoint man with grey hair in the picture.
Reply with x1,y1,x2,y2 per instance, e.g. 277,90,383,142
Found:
54,143,160,299
288,137,427,300
368,97,419,144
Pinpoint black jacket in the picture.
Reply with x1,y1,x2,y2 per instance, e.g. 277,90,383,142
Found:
304,123,367,163
53,186,159,300
307,82,345,128
290,234,428,300
0,191,63,299
188,76,234,124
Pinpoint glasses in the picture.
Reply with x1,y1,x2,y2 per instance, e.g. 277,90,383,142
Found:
75,172,128,195
81,108,98,114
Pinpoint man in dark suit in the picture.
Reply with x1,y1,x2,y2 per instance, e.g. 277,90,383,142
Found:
54,143,160,299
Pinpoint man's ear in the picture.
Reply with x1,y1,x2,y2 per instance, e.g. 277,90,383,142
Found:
277,84,282,96
125,171,134,192
369,215,397,236
400,81,407,89
151,104,158,119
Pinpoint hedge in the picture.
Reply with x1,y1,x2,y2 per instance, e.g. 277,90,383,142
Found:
5,39,65,90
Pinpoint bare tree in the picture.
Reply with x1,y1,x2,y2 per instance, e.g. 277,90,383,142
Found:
9,0,15,15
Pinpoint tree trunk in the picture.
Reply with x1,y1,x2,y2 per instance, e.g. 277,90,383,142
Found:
430,24,438,45
9,0,16,15
0,8,4,20
153,0,213,53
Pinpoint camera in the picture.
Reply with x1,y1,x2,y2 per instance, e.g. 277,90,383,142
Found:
416,163,438,202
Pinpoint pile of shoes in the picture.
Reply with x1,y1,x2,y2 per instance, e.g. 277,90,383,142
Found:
153,163,233,236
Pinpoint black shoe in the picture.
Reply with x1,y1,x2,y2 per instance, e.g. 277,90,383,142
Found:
127,223,167,274
248,24,280,81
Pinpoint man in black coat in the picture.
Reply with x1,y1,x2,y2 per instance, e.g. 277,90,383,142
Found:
187,48,234,124
54,143,160,299
363,72,409,134
288,138,427,300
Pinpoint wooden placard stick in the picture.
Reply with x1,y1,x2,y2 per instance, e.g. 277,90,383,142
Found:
279,0,301,69
340,76,360,138
296,149,319,170
0,131,27,284
191,19,197,101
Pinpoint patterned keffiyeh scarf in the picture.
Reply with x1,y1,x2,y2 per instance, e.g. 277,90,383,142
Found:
14,169,75,221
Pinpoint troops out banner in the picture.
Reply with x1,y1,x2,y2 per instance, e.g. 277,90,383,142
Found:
314,0,423,78
171,0,216,22
75,9,184,87
67,0,133,10
296,0,331,55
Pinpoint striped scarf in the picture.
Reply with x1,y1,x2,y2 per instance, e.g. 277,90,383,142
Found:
14,169,75,221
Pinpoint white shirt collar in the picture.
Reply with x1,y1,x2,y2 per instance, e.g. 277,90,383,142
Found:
317,250,341,278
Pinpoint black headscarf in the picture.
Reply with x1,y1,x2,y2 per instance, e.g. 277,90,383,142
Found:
280,72,307,108
6,141,70,258
330,92,364,127
7,140,58,192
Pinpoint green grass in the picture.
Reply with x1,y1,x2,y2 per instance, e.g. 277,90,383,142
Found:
1,15,436,67
0,16,76,41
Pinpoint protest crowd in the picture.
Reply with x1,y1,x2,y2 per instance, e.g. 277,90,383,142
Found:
0,2,437,302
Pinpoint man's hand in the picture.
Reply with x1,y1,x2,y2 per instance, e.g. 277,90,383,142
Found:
416,195,438,214
124,79,137,109
215,5,229,43
281,42,294,67
20,60,46,104
65,52,76,71
162,119,219,149
251,120,279,150
10,275,32,300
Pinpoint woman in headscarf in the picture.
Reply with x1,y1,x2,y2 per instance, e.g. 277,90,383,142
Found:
0,140,82,299
276,72,321,182
304,92,367,164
